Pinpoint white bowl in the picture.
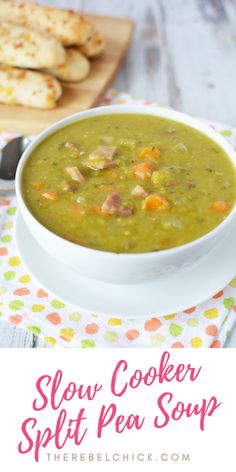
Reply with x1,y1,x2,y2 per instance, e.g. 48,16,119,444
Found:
16,105,236,284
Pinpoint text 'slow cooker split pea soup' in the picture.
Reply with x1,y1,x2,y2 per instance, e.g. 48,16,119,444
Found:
22,114,236,253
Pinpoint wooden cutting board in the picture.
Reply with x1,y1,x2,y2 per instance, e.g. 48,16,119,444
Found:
0,14,133,134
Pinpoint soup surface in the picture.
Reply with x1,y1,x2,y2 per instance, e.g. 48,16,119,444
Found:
22,114,236,253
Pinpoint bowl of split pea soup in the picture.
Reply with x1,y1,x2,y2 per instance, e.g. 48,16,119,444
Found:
15,105,236,284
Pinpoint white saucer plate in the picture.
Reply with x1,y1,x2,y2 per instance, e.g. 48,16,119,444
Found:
15,211,236,317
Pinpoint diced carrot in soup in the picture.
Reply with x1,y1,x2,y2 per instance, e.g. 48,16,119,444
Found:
145,194,171,211
211,201,230,213
133,162,155,180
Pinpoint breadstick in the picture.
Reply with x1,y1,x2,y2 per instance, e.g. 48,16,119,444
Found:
79,30,106,58
0,0,92,46
0,65,62,109
44,49,90,82
0,21,65,68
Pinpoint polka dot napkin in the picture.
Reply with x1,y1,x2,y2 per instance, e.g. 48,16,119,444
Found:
0,89,236,348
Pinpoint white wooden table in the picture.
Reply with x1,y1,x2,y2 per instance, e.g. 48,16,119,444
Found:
1,0,236,347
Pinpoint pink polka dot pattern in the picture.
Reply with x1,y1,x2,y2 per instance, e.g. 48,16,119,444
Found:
0,90,236,348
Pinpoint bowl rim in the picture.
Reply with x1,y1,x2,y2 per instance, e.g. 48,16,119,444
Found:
16,104,236,260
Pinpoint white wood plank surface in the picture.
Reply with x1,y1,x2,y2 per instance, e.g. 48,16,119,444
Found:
0,0,236,347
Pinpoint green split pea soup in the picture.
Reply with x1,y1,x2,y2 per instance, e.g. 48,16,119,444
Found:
22,114,236,253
